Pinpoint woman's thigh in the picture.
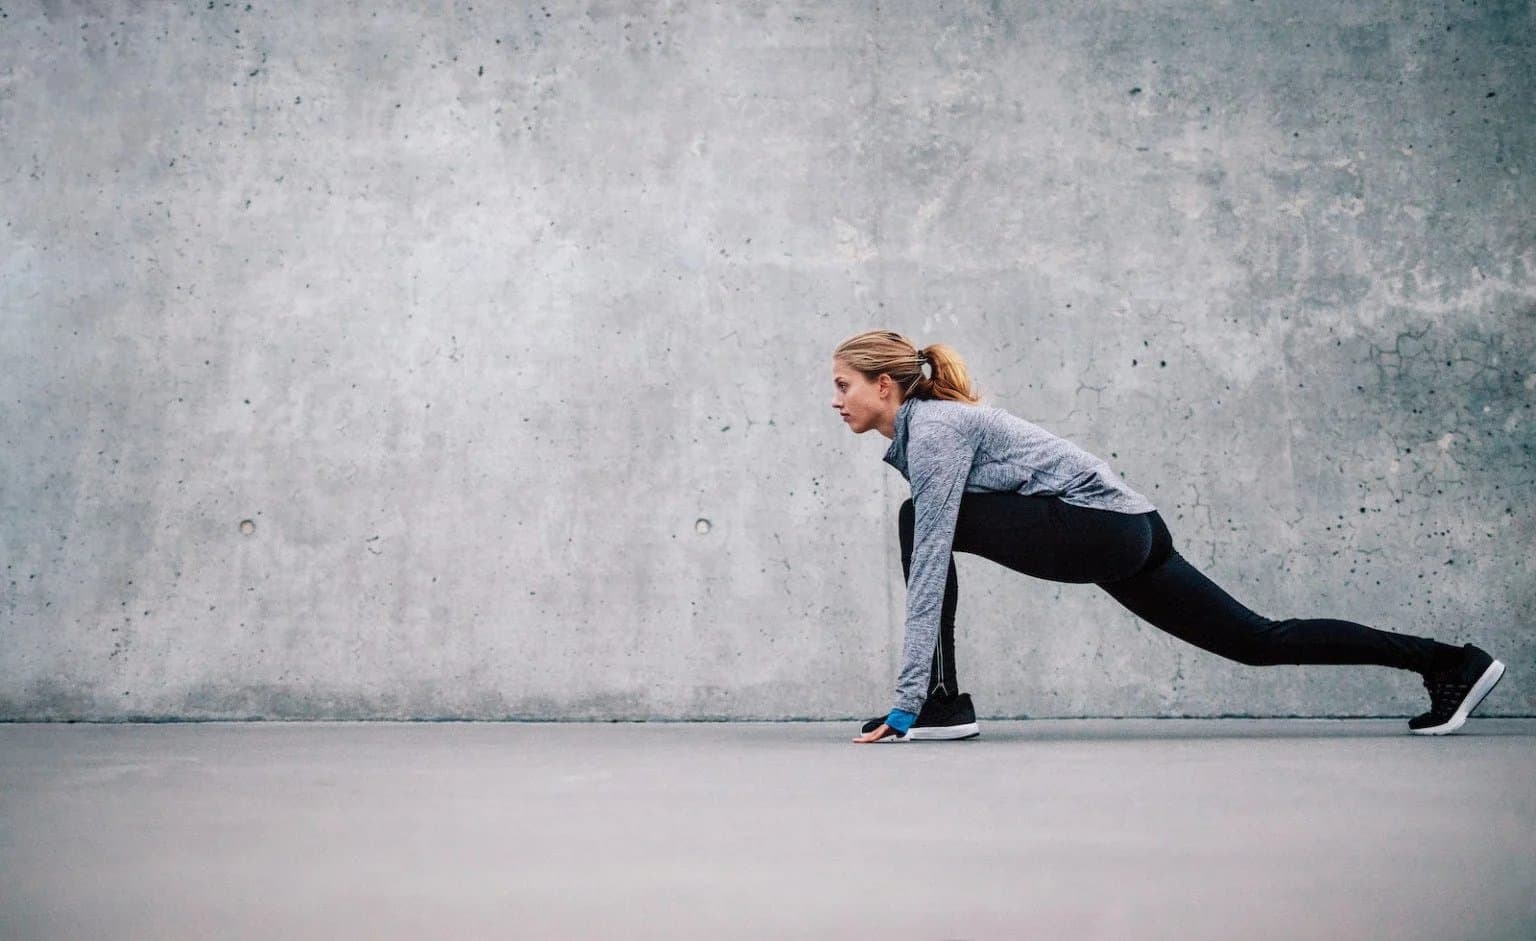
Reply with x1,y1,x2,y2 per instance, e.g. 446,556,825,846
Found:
951,492,1156,584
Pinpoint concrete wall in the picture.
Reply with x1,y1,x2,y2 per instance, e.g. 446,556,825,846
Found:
3,0,1531,721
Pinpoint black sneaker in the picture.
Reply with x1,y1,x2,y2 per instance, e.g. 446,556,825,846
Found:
1409,644,1505,735
860,693,980,741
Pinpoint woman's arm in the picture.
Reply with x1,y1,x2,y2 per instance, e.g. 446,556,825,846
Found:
889,417,976,717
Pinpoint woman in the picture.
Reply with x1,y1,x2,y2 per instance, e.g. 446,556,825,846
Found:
830,330,1505,743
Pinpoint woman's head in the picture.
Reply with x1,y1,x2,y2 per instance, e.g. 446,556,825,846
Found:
830,330,980,435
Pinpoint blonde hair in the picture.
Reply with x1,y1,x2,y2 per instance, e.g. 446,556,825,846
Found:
833,329,980,404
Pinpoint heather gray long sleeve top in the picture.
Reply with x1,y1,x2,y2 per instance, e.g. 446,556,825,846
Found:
882,398,1157,715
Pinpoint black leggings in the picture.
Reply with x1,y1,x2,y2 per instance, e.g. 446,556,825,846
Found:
899,492,1458,698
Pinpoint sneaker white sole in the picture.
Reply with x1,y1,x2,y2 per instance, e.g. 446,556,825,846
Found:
898,722,980,742
1410,659,1505,736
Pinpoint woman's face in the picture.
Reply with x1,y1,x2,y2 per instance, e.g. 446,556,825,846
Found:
831,358,893,435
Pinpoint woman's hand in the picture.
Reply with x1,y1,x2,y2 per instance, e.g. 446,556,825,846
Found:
853,723,899,743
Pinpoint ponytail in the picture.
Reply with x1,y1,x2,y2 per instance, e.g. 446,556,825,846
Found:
914,343,980,403
833,330,980,404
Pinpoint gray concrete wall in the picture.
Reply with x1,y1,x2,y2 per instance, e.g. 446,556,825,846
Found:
2,0,1531,721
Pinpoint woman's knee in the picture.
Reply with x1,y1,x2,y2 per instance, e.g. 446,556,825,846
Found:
1224,620,1301,666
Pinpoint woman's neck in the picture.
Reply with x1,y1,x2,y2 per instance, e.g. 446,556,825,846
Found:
876,397,906,439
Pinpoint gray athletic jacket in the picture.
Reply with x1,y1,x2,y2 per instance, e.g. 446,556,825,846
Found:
882,398,1156,714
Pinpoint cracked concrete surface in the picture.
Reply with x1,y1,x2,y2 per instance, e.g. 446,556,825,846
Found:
1,2,1531,720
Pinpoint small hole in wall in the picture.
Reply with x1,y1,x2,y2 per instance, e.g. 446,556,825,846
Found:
695,519,712,535
239,520,256,535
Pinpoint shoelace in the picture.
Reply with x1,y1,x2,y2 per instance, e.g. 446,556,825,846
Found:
1422,676,1473,717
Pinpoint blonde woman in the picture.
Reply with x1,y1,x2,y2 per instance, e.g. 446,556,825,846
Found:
831,330,1505,743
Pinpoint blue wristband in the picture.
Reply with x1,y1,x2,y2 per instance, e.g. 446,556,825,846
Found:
885,708,918,734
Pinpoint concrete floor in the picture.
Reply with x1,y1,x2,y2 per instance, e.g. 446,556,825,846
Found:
1,720,1532,941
